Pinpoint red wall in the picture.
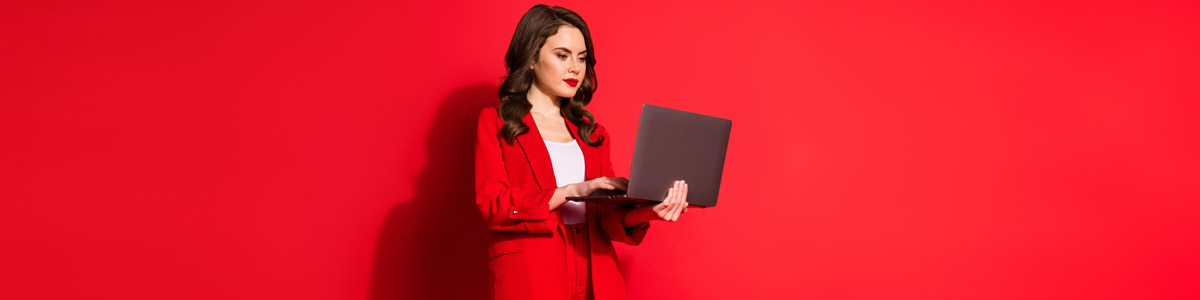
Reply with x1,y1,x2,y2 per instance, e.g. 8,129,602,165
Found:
3,1,1198,299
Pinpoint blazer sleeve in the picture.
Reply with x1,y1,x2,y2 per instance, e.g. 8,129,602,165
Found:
593,125,651,245
474,108,556,234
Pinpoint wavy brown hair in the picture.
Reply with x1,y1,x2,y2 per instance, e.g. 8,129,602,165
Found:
498,4,602,147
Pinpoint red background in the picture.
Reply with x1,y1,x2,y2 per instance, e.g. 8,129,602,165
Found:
3,0,1198,299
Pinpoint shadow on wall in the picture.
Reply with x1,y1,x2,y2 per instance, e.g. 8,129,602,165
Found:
370,82,498,300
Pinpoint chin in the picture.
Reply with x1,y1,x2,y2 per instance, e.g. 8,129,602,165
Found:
556,90,578,99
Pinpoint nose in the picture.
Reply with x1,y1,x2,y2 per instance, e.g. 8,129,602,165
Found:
568,59,581,75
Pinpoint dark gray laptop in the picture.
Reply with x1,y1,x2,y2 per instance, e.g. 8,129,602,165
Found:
566,104,732,207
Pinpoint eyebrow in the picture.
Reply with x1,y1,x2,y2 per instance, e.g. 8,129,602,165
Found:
553,47,588,55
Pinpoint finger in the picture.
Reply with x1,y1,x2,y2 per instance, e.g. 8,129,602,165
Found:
611,178,628,191
675,182,688,219
667,181,686,214
683,182,688,200
677,183,689,216
663,181,678,220
669,181,684,221
655,186,675,218
676,181,687,220
661,186,677,220
681,182,689,205
597,177,625,191
671,204,682,221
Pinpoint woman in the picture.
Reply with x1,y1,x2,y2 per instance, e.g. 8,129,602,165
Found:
474,4,691,300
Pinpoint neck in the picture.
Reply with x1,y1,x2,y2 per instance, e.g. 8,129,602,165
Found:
526,83,561,118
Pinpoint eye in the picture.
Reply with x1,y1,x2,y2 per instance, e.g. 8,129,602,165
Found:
578,56,587,62
556,53,568,59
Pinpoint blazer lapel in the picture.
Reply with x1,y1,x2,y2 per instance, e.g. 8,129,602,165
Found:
515,112,558,190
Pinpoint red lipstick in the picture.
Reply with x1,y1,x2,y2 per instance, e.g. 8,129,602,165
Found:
563,78,579,87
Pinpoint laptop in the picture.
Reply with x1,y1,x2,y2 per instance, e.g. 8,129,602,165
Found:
566,104,732,207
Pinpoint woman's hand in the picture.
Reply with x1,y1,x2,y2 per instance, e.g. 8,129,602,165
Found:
622,180,689,227
650,180,689,222
551,177,628,211
563,177,628,198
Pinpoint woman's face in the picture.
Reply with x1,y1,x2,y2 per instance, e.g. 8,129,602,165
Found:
531,25,587,99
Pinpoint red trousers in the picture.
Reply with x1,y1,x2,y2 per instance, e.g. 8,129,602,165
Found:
563,222,593,300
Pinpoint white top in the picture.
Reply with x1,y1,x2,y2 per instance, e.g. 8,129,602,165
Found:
544,139,586,225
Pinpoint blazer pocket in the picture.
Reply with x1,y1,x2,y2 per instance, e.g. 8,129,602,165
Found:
487,234,522,261
488,249,521,263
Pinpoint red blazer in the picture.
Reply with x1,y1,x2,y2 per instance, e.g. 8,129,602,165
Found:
474,106,650,300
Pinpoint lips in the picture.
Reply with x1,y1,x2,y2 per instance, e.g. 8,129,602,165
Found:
563,78,579,87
